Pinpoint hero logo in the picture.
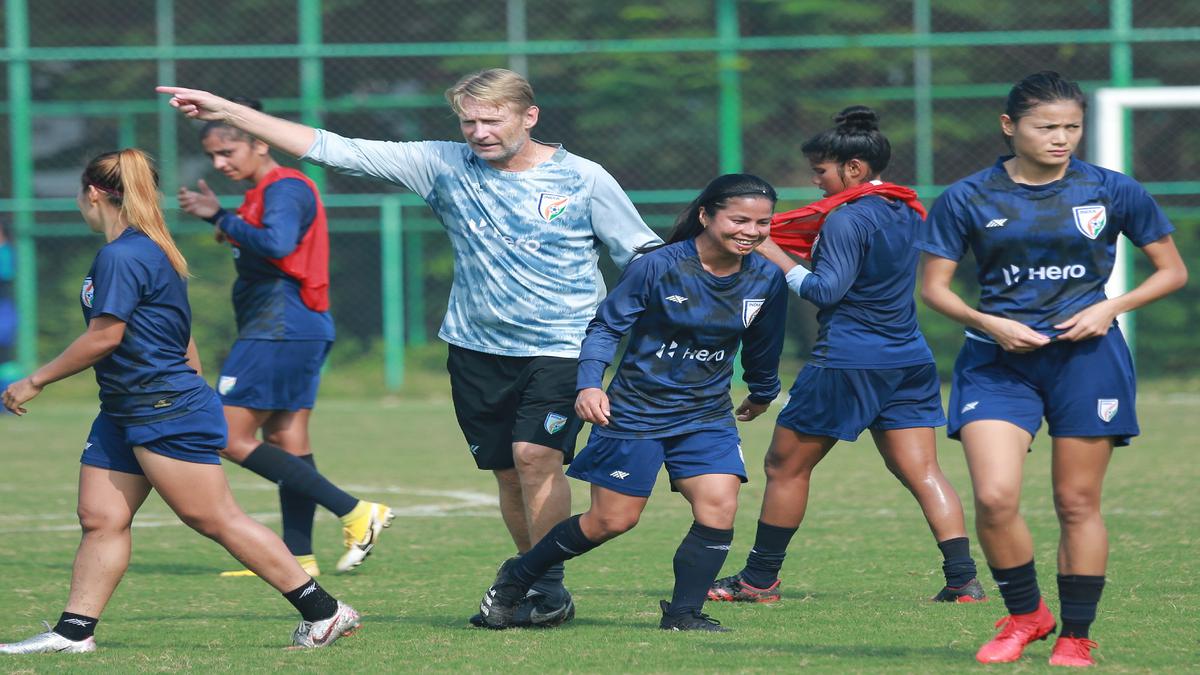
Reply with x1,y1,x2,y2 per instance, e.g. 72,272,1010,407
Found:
466,217,542,253
1002,264,1086,286
655,340,726,362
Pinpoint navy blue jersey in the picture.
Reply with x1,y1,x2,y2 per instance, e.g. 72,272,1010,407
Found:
577,239,787,438
212,178,335,341
917,157,1174,337
796,196,934,368
81,228,212,424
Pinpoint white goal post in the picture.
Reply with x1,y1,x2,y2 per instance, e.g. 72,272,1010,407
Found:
1091,86,1200,350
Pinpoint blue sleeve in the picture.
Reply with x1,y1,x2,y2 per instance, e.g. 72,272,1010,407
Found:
89,246,143,322
740,273,787,404
795,212,868,308
1111,174,1175,247
915,189,969,261
576,254,663,390
218,179,316,259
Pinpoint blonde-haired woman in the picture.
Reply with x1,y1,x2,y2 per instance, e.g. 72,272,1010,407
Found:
0,149,359,653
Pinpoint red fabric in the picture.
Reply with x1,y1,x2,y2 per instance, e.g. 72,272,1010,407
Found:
236,166,330,312
770,181,927,260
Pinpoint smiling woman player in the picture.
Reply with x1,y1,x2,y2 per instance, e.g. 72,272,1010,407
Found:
917,72,1186,666
176,98,393,577
475,174,787,632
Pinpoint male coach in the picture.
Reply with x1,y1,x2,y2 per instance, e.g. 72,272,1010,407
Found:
159,69,659,626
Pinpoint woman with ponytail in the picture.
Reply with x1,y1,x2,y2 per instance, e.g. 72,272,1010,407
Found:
710,107,985,607
177,98,392,579
474,174,787,631
0,150,359,653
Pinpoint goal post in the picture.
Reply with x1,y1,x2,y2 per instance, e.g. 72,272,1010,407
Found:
1090,86,1200,356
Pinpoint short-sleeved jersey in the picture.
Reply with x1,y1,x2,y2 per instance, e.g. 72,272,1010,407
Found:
303,131,660,358
577,239,787,438
917,157,1174,337
212,178,335,341
81,229,212,424
796,196,934,368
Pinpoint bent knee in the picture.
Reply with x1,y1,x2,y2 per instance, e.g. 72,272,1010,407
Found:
590,511,640,539
221,437,260,463
77,505,133,533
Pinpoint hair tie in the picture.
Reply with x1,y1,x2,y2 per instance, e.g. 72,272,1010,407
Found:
88,182,123,198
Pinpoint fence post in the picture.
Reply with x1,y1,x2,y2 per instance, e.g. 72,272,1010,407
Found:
381,197,405,391
6,0,37,372
299,0,327,189
506,0,528,76
156,0,178,200
1109,0,1136,356
405,230,427,346
715,0,742,174
913,0,934,189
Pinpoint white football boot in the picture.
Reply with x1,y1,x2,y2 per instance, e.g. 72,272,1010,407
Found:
291,601,360,648
0,623,96,654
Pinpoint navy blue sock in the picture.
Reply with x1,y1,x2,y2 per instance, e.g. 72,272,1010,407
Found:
279,454,319,556
529,563,566,604
741,520,797,589
1058,574,1105,639
240,443,358,517
669,522,734,616
937,536,978,588
512,515,599,589
53,612,98,641
990,559,1041,615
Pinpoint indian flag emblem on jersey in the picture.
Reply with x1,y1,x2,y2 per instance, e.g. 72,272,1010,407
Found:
742,298,765,327
537,193,570,222
1072,205,1107,240
1097,398,1119,422
80,276,94,308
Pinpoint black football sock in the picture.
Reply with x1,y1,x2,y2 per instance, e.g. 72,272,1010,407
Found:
937,536,978,588
283,578,338,622
1058,574,1105,639
53,612,98,641
529,563,566,604
512,515,599,589
990,559,1041,616
668,522,734,616
279,454,319,556
741,520,797,589
240,443,358,517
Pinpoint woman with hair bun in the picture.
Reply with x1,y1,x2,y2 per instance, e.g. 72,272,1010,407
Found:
0,149,359,652
710,106,984,607
177,98,392,577
918,71,1186,666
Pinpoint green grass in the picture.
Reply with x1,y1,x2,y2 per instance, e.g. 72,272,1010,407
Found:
0,379,1197,673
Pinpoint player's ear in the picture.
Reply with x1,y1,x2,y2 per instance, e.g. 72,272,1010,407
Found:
999,113,1016,138
522,104,539,131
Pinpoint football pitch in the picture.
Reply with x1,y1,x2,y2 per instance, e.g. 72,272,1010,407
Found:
0,380,1196,673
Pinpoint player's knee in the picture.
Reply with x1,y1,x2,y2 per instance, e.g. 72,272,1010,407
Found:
221,436,259,463
763,451,809,483
973,486,1020,523
175,508,227,540
1052,488,1100,525
512,444,561,475
76,503,131,534
590,510,640,538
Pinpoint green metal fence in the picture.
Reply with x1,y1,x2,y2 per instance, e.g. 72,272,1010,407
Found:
2,0,1198,390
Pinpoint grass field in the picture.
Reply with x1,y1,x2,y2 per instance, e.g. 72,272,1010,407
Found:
0,375,1197,673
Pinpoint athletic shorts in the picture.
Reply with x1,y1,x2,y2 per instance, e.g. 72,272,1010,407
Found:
566,426,747,498
775,363,946,441
947,329,1139,447
217,339,331,411
447,344,583,470
82,392,227,475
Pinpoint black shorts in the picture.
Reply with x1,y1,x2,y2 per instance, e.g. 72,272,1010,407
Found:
447,344,584,470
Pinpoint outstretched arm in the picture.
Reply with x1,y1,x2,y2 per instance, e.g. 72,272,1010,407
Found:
157,86,316,157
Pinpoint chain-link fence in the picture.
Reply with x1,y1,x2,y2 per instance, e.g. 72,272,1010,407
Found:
2,0,1198,390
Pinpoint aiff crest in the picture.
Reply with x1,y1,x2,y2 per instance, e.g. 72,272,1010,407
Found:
1072,205,1107,240
537,193,569,222
544,412,567,434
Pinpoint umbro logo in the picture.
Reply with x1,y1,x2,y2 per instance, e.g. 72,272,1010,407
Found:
63,618,93,627
665,295,688,304
961,401,980,413
986,218,1008,228
609,470,630,480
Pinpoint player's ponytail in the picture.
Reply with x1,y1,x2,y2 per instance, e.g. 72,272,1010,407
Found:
801,105,891,178
640,174,777,252
82,149,189,277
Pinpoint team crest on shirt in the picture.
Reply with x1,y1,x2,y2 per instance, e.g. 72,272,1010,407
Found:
544,412,568,435
1097,398,1119,423
537,193,570,222
80,276,94,308
1072,205,1107,240
742,298,765,327
217,376,237,395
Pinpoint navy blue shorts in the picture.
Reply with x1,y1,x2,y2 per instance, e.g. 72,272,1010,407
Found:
82,393,227,475
566,427,747,497
775,363,946,441
217,339,331,411
947,329,1139,447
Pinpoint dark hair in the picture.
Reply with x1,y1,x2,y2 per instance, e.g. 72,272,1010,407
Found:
1005,71,1086,123
800,105,890,178
200,96,264,143
639,174,777,252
